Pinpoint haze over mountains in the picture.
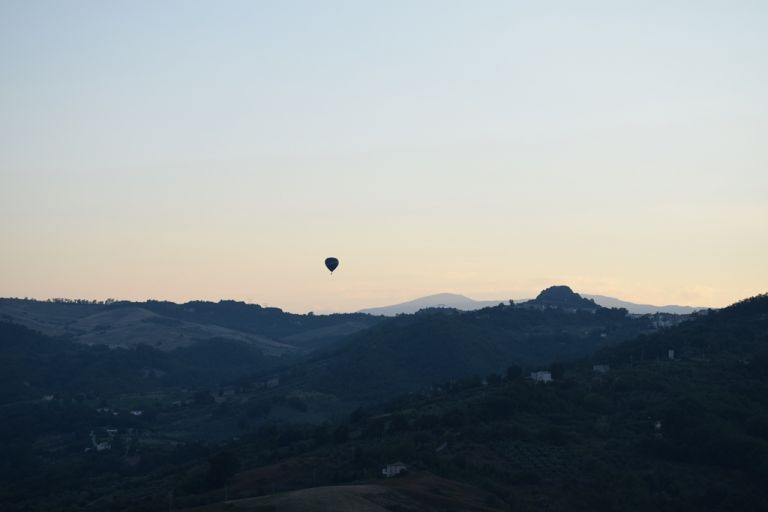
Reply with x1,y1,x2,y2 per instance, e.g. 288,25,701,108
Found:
0,298,380,355
0,286,704,363
0,286,691,405
360,290,705,316
0,286,704,358
358,293,503,316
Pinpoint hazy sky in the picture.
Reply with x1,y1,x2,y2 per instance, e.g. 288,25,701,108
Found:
1,1,767,313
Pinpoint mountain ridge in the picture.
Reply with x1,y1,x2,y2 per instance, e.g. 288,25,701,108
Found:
359,291,706,316
0,298,381,354
358,293,502,316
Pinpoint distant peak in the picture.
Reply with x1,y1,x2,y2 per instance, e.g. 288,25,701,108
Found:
358,293,501,316
419,292,472,300
532,285,598,309
536,285,577,300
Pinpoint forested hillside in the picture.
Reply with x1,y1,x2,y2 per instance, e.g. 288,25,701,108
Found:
2,294,763,511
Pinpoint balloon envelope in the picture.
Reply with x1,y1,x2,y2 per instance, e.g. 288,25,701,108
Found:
324,257,339,273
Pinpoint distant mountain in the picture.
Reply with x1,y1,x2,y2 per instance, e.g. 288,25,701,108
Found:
358,293,503,316
524,285,599,310
360,290,707,316
583,294,705,315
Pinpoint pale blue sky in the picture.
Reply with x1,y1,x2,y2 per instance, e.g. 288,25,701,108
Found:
1,1,767,312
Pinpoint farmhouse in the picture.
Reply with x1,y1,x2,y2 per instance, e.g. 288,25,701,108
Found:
530,371,553,383
382,462,407,478
89,430,112,452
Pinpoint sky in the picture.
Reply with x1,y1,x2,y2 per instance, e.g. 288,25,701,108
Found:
1,1,767,313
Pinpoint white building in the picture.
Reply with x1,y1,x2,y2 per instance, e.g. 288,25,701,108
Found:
530,371,553,383
89,430,112,451
382,462,407,478
592,364,610,374
654,420,663,439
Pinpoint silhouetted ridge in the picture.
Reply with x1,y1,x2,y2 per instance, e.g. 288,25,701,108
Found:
720,292,768,316
531,285,599,309
597,292,768,366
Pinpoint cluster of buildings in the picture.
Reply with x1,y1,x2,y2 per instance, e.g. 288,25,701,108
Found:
530,371,553,383
87,428,119,452
382,461,407,478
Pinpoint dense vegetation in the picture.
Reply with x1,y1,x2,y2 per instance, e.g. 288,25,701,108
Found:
138,300,374,340
287,302,644,400
0,322,273,405
1,292,765,511
175,294,767,511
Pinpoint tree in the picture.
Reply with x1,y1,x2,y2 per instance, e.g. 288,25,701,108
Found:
193,390,214,406
506,365,522,380
333,425,349,443
389,414,410,433
486,372,502,385
313,424,330,445
206,451,241,488
349,407,369,423
549,362,565,380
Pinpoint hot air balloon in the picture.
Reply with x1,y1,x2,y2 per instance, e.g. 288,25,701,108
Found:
324,257,339,274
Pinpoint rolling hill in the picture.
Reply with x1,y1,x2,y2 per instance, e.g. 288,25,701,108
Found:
175,293,768,512
260,288,656,400
0,298,381,355
1,292,764,511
